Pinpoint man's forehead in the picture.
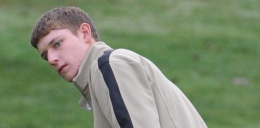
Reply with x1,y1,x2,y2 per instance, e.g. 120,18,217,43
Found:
37,30,61,50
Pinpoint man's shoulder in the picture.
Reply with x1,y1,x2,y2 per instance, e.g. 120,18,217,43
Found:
108,48,141,63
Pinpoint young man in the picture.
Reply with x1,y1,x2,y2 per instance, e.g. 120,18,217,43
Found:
31,6,207,128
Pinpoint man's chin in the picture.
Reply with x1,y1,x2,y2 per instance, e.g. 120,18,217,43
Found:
60,74,73,82
59,70,78,82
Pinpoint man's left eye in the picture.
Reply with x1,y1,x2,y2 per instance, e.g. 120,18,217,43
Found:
54,41,61,48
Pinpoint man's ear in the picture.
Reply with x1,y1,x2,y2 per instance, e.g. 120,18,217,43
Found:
79,23,92,43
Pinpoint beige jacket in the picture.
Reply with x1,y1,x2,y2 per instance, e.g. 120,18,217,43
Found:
73,42,207,128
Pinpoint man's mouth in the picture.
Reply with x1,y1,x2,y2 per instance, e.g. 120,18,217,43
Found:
58,65,66,74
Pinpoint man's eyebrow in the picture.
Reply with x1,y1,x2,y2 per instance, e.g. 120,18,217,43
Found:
48,37,58,46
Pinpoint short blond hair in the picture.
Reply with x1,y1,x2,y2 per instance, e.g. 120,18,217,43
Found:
31,6,99,48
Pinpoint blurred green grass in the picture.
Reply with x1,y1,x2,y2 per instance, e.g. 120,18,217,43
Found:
0,0,259,128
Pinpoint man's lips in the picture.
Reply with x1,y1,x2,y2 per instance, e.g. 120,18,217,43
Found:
58,65,66,74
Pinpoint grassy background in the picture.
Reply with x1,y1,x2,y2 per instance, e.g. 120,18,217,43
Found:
0,0,259,127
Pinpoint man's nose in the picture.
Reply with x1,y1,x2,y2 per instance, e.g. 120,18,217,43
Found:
47,52,59,65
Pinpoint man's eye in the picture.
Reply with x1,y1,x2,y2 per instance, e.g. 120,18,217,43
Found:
54,41,61,48
43,55,48,61
41,53,48,61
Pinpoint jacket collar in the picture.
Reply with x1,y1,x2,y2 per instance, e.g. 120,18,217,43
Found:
72,41,113,93
72,41,113,110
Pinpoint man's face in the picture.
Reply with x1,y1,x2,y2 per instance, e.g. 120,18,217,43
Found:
37,29,90,81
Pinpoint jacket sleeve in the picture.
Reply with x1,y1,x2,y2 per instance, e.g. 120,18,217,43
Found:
90,50,161,128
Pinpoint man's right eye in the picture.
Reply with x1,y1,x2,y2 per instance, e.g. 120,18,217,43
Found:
41,53,48,61
43,55,48,61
